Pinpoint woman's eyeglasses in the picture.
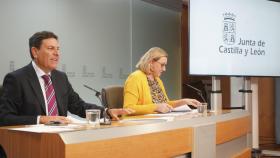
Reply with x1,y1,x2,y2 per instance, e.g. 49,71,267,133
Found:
155,61,167,68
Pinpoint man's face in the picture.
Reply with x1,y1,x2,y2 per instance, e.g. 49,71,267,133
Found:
32,38,60,73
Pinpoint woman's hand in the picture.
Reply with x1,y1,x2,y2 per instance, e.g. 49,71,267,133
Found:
182,98,201,107
108,108,135,121
155,103,173,113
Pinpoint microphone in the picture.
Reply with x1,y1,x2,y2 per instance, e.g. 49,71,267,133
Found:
83,84,101,98
184,83,207,103
83,84,111,125
83,84,106,106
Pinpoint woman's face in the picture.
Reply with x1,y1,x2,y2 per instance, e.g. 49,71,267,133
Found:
150,56,167,77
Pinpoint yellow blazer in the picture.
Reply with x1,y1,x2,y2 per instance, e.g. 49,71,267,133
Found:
123,70,175,115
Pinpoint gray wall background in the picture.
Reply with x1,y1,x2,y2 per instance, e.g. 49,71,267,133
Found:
0,0,181,105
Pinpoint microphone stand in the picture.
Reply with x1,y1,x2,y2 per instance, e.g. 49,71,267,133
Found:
84,84,102,103
184,83,207,103
83,84,111,125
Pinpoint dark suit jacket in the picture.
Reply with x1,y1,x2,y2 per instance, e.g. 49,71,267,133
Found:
0,63,103,126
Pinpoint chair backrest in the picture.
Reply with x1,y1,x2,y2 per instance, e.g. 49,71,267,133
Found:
0,85,3,98
101,85,124,109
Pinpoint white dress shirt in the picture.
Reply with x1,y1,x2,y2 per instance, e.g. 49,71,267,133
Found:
32,61,52,123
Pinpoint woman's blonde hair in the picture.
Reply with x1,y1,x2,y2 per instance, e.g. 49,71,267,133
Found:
136,47,168,74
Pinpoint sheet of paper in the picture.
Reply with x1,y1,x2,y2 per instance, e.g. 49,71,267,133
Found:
172,104,192,112
67,115,87,124
146,112,187,117
119,116,174,124
67,115,110,124
9,124,81,133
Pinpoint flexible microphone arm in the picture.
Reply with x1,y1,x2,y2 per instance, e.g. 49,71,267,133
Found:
84,84,101,97
83,84,104,106
184,83,207,103
83,84,111,125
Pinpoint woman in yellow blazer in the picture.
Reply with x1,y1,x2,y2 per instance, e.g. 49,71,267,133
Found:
124,47,200,115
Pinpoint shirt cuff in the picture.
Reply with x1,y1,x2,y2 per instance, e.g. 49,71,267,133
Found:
37,116,40,124
105,108,112,119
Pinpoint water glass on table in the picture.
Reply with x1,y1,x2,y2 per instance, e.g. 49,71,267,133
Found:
86,109,101,127
197,103,207,116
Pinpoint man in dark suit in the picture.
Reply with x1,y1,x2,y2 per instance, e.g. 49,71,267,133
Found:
0,31,133,126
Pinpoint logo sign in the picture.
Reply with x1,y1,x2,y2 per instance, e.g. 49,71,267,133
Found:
223,13,236,45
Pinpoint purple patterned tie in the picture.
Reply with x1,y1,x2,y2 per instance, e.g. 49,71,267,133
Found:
42,75,58,116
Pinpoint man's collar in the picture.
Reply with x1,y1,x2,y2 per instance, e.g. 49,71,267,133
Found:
32,61,51,77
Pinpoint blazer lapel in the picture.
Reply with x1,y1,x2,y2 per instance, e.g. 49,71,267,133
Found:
26,63,46,114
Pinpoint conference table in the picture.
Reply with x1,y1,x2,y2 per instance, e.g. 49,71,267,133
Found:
0,110,251,158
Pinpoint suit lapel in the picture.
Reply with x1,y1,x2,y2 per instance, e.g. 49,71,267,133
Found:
26,63,46,114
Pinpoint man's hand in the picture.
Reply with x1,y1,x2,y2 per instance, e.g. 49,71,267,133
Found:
107,108,135,121
39,116,72,124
